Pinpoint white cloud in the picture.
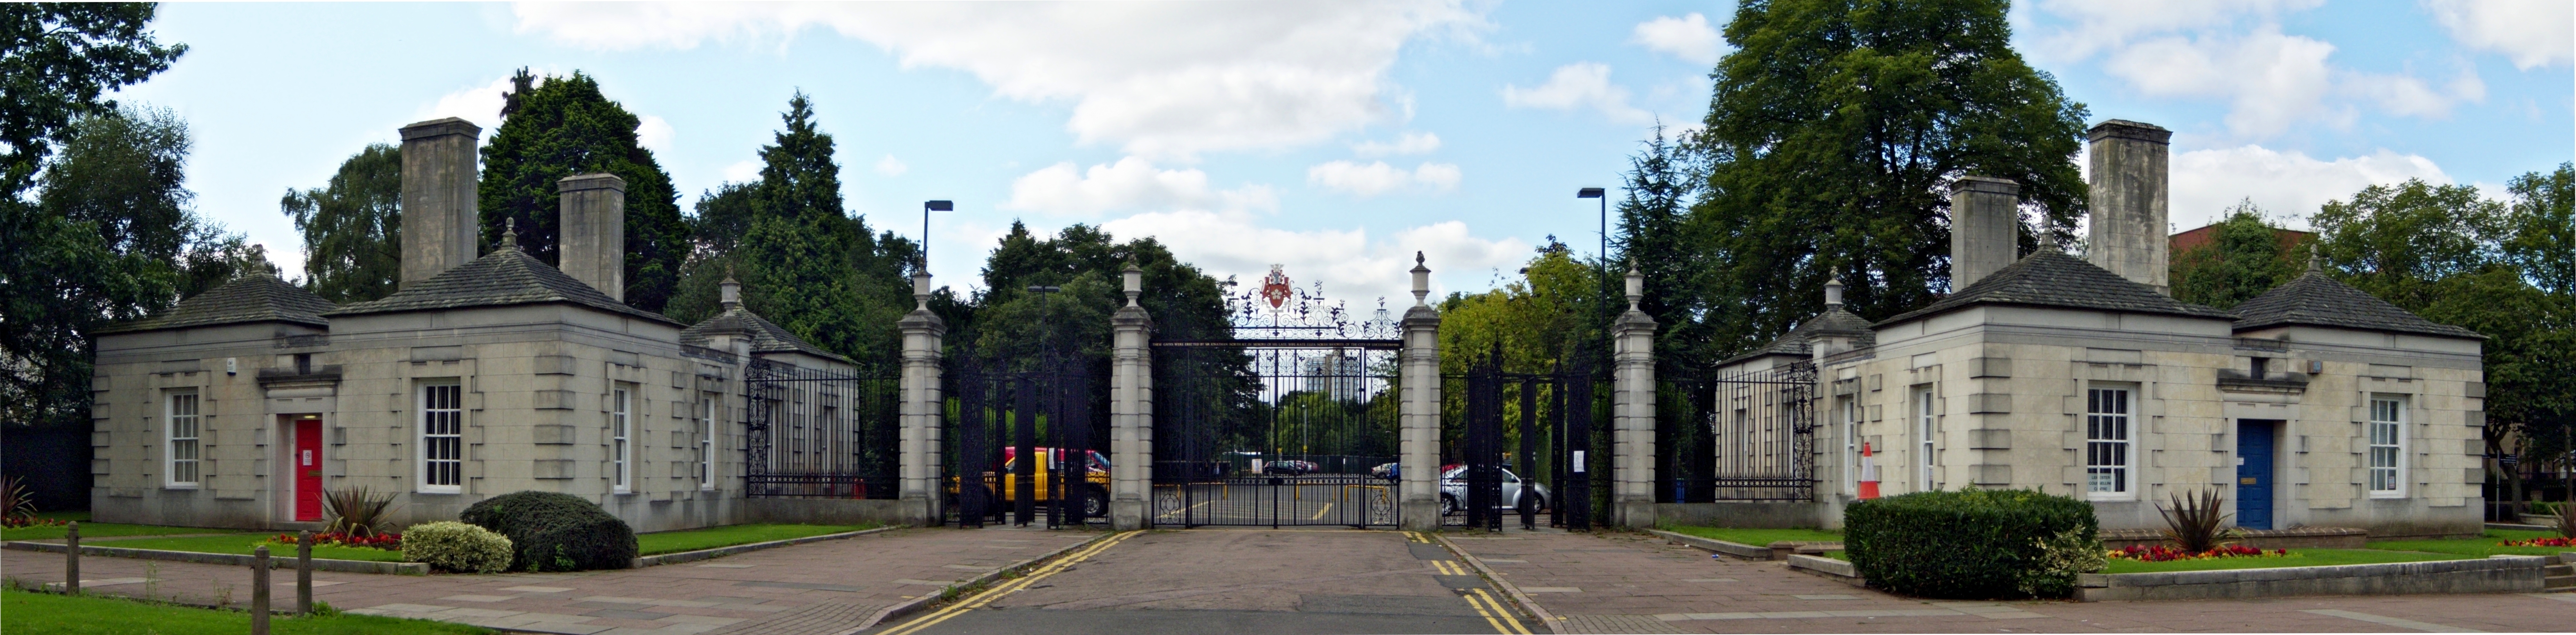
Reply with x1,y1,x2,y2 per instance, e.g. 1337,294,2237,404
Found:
415,76,514,130
1351,131,1441,157
2167,144,2452,230
2344,67,2485,118
2422,0,2574,69
1307,160,1461,197
1631,13,1724,66
1097,209,1526,303
635,115,674,155
875,154,909,177
1501,63,1652,124
1004,157,1276,216
720,160,760,183
509,1,1488,159
2103,27,2340,137
2021,0,2322,63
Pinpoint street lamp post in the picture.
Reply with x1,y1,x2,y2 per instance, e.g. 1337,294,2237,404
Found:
1578,187,1609,318
923,200,952,271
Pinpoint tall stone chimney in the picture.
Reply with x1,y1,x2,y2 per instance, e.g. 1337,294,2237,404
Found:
398,118,481,288
2086,119,2172,294
557,173,627,302
1948,176,2020,290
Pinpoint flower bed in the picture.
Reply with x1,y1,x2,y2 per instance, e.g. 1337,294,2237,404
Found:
2366,529,2566,558
2100,548,2468,574
2108,544,2287,563
269,531,404,551
2499,536,2573,548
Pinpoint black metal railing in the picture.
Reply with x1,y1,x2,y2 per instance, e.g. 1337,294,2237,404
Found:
742,360,902,499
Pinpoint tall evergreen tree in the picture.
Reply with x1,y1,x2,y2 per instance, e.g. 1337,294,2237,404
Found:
281,143,403,303
476,68,688,312
1690,0,2089,360
1611,123,1710,367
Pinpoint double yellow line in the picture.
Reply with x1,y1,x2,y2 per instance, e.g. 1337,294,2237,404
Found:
877,531,1139,635
1412,532,1528,635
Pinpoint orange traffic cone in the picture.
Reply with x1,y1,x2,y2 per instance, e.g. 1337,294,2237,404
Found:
1857,441,1881,500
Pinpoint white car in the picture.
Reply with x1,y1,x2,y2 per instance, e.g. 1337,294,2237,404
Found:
1438,465,1550,516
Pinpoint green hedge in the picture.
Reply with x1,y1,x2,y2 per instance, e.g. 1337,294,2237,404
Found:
460,491,638,572
1844,488,2099,599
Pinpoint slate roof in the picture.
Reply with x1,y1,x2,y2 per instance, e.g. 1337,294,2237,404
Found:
1719,305,1877,367
96,274,337,334
324,245,680,325
1874,250,2235,327
2230,272,2482,339
680,303,852,363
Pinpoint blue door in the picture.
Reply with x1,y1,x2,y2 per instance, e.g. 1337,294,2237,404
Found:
2235,421,2275,530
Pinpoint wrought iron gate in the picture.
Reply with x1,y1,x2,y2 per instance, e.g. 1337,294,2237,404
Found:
742,360,901,498
945,356,1101,529
1446,347,1602,531
1659,362,1818,502
1148,277,1402,528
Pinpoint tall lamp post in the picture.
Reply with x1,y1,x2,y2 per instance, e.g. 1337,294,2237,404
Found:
1578,187,1609,314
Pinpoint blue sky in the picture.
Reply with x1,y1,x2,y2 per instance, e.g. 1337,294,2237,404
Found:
117,1,2571,304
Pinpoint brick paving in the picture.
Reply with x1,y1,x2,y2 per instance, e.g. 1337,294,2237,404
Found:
1445,529,2575,633
3,526,1096,635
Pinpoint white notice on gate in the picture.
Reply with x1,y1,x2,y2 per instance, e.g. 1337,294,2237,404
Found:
1251,459,1264,475
1571,451,1586,472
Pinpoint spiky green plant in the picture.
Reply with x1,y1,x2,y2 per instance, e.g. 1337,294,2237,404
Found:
2155,487,2242,552
1,477,35,523
323,486,399,537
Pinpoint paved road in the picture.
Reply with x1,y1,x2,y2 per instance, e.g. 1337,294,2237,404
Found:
867,529,1531,635
2,526,1094,635
1443,528,2576,634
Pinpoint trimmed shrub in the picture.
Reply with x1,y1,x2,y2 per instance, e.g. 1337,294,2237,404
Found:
460,491,638,572
1845,488,2100,599
400,521,513,574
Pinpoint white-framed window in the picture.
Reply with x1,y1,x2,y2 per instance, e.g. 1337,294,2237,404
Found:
1916,388,1936,491
419,381,463,493
165,390,201,487
2085,386,2134,498
612,385,633,493
2369,395,2406,497
1841,399,1858,495
698,392,717,490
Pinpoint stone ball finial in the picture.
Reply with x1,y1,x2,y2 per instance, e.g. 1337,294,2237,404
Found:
1825,267,1845,307
501,217,519,250
1624,259,1644,312
1410,252,1431,306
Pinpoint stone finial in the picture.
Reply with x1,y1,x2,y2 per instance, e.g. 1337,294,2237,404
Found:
1122,259,1143,308
2307,242,2322,273
1410,252,1431,306
500,217,519,250
1624,260,1643,312
1825,268,1845,308
913,268,933,311
719,265,742,310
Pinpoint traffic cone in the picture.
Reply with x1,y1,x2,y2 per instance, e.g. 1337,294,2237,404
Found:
1857,441,1881,500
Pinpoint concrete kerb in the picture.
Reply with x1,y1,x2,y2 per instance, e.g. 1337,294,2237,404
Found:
836,529,1123,635
2,540,427,575
630,525,898,568
1433,532,1562,635
1641,528,1770,560
1784,554,1867,587
2075,555,2549,601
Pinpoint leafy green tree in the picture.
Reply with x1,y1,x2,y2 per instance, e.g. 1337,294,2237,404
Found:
1690,0,2090,360
2502,163,2572,297
477,68,688,312
1613,123,1713,367
0,3,186,196
2168,201,2305,310
967,222,1232,363
281,143,402,303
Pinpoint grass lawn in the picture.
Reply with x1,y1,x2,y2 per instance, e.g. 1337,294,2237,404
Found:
2364,529,2571,558
92,535,408,563
635,523,878,556
3,511,244,542
1661,525,1843,546
0,585,489,635
2101,548,2470,574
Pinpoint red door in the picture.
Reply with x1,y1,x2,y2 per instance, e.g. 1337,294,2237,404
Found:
294,418,323,522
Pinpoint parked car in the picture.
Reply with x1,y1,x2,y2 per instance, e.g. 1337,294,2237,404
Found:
1437,465,1550,516
945,447,1112,518
1262,459,1319,476
1371,462,1400,481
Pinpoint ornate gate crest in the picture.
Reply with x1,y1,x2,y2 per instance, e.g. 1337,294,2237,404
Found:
1260,264,1292,309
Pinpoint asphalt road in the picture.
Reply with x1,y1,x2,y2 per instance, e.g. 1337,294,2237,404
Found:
865,529,1530,635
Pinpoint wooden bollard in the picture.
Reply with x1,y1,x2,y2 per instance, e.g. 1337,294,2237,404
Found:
63,521,79,595
296,531,313,614
251,545,271,635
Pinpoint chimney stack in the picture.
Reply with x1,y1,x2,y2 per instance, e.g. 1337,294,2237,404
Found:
2085,119,2172,295
398,118,481,288
1948,176,2021,290
557,173,628,302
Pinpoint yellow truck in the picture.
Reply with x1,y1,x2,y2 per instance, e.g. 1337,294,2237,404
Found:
950,447,1111,518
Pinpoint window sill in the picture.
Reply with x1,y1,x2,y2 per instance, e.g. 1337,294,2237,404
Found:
162,484,200,490
415,488,461,495
2367,492,2405,500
